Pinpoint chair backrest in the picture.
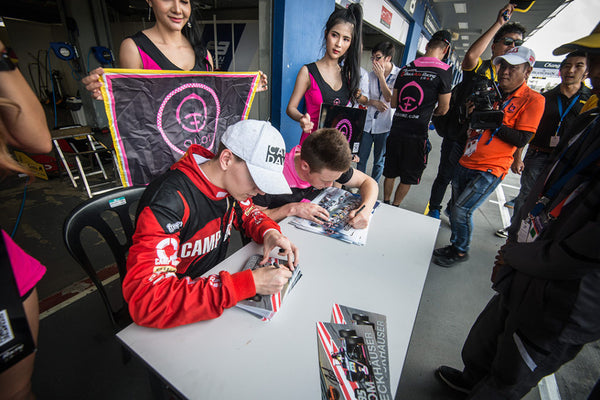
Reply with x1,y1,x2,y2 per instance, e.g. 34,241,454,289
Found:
63,185,146,327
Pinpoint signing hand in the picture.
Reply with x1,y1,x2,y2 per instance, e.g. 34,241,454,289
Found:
82,67,105,101
261,230,299,269
256,70,268,92
299,113,314,133
252,265,293,295
347,205,370,229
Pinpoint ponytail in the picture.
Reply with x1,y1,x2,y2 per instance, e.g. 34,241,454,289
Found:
324,3,363,104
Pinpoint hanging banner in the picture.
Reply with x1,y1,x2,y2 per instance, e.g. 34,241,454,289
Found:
100,69,260,186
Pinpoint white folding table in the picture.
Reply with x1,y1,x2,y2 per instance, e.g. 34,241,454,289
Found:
117,205,439,399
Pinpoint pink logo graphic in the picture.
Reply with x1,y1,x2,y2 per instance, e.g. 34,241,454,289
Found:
335,118,353,142
398,81,424,113
333,98,341,106
157,83,221,155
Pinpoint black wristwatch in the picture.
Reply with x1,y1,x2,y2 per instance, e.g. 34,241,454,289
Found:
0,49,17,71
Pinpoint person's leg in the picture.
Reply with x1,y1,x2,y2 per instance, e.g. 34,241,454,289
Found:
357,130,373,174
468,328,583,400
392,183,411,206
0,288,40,400
450,168,502,254
429,138,464,211
512,150,549,222
383,178,396,203
382,134,400,203
370,131,389,182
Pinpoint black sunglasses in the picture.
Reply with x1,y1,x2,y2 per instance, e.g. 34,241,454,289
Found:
497,37,524,47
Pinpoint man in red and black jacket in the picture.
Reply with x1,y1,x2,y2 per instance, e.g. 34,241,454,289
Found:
124,120,299,329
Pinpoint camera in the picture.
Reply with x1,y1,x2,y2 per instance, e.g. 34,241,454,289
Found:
466,75,504,130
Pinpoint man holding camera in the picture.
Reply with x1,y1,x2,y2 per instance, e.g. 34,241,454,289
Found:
433,46,545,267
436,23,600,399
427,4,526,219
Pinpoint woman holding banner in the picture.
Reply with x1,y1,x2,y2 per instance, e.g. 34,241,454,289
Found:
286,3,364,145
83,0,267,100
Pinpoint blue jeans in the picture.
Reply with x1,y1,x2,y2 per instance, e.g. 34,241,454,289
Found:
450,166,503,253
428,137,465,211
512,149,550,223
357,130,389,182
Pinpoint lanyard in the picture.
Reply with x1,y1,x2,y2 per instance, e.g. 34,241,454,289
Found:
555,94,581,135
530,117,600,217
484,97,513,145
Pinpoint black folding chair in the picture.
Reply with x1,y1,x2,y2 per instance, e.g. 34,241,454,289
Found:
63,185,146,328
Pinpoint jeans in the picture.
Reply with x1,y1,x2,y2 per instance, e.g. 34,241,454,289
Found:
428,137,465,211
512,149,550,223
450,166,503,253
357,130,389,182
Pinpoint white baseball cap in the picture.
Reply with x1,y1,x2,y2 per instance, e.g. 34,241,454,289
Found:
220,120,291,195
493,46,536,67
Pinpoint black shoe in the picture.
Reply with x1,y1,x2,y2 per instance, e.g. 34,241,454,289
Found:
434,248,469,267
433,245,455,257
436,366,472,394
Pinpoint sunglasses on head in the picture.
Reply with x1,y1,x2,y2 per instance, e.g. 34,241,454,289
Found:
498,37,524,47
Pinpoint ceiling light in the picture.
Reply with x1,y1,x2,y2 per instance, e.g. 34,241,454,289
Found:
461,35,469,40
454,3,467,13
458,22,468,29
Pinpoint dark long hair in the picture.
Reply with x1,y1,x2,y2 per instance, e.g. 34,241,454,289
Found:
324,3,363,103
181,3,212,71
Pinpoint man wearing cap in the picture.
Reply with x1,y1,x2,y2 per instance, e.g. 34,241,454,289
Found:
382,30,453,207
433,46,545,267
427,4,526,219
436,24,600,399
123,120,299,329
509,51,591,226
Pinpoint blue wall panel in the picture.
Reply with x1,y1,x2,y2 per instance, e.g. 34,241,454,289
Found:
271,0,334,150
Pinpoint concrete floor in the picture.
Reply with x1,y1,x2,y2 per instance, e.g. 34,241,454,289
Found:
1,130,598,399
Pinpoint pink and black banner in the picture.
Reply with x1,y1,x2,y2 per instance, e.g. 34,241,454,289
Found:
100,69,260,186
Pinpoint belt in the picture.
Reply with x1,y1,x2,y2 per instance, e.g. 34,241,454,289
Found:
528,144,553,154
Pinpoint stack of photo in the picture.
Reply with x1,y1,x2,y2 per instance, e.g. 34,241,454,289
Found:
235,254,302,321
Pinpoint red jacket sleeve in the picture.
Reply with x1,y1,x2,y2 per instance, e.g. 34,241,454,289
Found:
123,206,256,329
234,198,281,243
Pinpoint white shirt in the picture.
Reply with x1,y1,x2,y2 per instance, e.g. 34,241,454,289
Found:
364,64,401,134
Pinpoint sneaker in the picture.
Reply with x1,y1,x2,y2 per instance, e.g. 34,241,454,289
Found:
433,245,455,257
504,199,515,209
433,247,469,267
427,209,441,219
495,228,508,238
435,366,472,394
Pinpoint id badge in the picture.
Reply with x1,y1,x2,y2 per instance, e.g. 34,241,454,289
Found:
464,137,478,157
550,136,560,147
517,218,538,243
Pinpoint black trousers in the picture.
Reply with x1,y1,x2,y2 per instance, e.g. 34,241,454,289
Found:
428,137,464,211
461,294,583,400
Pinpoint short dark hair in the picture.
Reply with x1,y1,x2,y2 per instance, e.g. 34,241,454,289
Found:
216,142,242,161
561,51,588,69
372,41,395,59
493,22,526,43
427,39,449,51
300,128,351,172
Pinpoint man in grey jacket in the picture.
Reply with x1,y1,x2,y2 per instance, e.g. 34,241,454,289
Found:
435,22,600,399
